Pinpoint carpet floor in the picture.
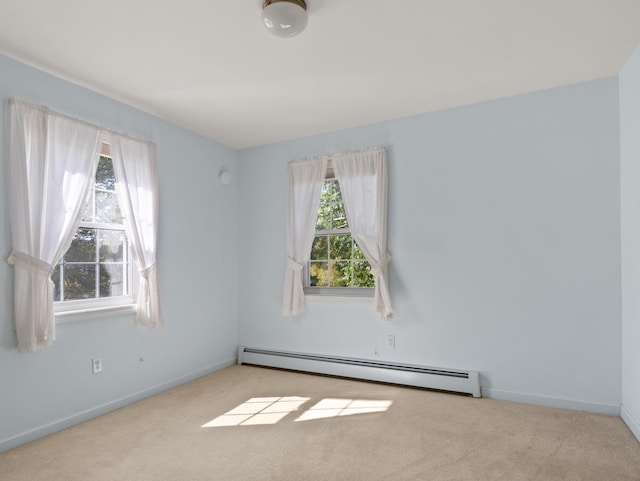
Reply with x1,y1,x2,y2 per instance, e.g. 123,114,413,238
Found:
1,365,639,480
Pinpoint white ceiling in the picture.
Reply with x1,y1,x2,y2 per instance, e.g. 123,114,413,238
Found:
1,0,639,150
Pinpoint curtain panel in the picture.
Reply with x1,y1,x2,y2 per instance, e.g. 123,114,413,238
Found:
282,157,328,316
110,135,163,328
6,99,101,351
334,147,393,319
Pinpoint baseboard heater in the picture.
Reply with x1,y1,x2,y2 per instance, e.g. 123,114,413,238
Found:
237,346,481,398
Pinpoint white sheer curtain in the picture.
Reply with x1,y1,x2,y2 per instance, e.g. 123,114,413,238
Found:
334,148,393,319
110,134,163,328
6,99,101,351
282,157,328,316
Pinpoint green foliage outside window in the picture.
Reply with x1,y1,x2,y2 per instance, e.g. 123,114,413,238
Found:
308,180,374,288
53,156,129,302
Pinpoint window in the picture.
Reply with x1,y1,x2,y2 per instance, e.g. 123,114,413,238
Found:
283,148,391,318
305,172,374,295
7,98,161,351
52,154,133,312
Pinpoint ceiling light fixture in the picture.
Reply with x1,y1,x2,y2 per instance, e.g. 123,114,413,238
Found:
262,0,308,38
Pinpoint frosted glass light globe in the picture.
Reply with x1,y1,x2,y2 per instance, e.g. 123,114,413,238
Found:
262,1,308,38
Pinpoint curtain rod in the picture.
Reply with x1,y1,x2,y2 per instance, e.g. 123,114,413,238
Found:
289,146,386,165
7,97,156,147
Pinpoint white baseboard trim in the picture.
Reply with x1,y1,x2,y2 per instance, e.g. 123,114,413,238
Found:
621,405,640,443
0,357,236,453
482,387,621,416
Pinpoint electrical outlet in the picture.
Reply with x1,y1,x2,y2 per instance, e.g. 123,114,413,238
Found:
92,358,103,374
387,335,396,349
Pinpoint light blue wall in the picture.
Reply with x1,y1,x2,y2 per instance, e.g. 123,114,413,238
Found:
0,55,240,450
238,78,622,414
620,42,640,440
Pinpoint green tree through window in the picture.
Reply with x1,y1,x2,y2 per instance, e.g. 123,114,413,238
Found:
307,179,374,288
52,156,130,302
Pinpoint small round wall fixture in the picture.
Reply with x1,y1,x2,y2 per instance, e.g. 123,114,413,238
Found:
219,169,231,186
262,0,308,38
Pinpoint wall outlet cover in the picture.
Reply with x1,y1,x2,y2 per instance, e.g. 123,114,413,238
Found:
92,358,103,374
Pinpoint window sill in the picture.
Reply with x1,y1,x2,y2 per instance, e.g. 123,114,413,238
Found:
304,288,374,303
55,303,137,324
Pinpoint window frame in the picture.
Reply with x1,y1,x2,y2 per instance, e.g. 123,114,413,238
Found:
54,144,137,323
303,163,374,299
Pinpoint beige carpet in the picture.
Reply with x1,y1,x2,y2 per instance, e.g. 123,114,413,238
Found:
1,365,639,481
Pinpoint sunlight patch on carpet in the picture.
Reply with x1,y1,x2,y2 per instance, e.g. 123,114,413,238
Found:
202,397,309,427
295,399,392,422
202,397,392,427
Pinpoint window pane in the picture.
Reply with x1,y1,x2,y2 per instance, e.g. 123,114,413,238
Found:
309,262,328,287
66,228,96,262
57,155,131,305
319,180,332,201
100,264,124,297
52,264,61,302
316,203,330,230
310,236,328,261
331,202,348,229
307,176,374,291
324,180,341,202
330,261,351,287
354,261,375,288
329,234,352,260
99,230,125,262
95,191,123,224
80,191,95,222
64,264,96,300
95,156,117,191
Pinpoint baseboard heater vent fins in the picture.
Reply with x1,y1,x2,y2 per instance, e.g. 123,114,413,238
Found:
237,346,481,398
